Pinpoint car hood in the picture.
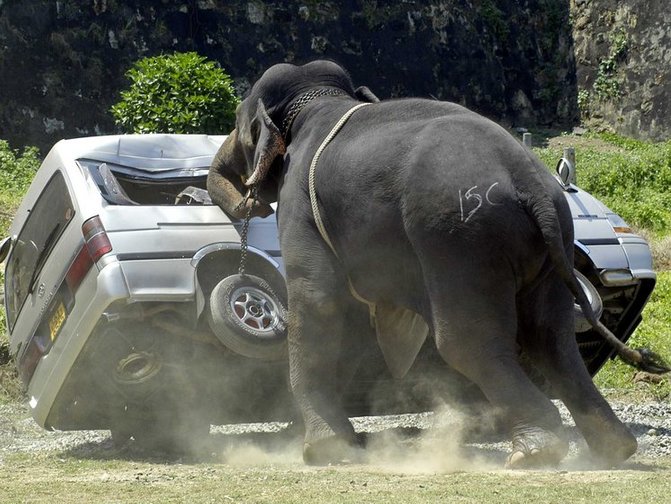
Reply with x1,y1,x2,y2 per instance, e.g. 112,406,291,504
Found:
65,134,227,177
564,186,611,219
563,186,618,242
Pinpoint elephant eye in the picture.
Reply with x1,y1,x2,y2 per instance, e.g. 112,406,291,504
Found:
240,124,256,149
250,121,260,142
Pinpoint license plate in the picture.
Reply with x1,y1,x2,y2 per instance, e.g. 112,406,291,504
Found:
49,301,67,341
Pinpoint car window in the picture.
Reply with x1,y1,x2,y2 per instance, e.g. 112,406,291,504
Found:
78,159,210,205
5,171,75,331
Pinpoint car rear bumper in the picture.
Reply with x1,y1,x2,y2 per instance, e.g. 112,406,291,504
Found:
26,261,129,428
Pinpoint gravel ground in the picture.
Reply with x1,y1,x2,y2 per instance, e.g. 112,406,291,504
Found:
2,398,670,467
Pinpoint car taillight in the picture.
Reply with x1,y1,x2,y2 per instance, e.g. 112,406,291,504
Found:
18,339,44,386
82,215,113,261
65,216,112,292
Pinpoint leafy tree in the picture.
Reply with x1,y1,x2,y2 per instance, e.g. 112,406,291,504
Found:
110,52,239,134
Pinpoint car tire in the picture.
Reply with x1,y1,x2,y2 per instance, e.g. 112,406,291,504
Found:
208,274,288,361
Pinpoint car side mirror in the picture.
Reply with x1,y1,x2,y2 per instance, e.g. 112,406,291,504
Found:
556,158,576,189
0,236,12,263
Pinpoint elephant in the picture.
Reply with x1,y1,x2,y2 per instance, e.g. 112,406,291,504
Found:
207,59,661,468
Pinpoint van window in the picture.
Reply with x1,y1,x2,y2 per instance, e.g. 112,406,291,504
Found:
5,171,75,330
77,159,209,205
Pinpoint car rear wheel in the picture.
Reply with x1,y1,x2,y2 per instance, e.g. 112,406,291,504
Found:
208,274,288,361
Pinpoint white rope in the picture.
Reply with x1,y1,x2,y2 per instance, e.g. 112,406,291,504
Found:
308,102,370,258
307,102,376,315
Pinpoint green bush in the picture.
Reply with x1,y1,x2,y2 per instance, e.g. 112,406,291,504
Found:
110,52,240,134
535,133,671,235
0,140,40,194
0,140,40,244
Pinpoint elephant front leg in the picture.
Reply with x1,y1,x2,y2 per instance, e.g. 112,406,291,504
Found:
286,276,363,465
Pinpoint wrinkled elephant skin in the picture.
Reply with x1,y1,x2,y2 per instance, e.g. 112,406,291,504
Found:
207,60,637,468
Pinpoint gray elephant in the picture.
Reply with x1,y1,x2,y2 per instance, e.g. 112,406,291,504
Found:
207,60,656,468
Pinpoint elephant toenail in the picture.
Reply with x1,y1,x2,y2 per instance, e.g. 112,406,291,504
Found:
506,451,525,468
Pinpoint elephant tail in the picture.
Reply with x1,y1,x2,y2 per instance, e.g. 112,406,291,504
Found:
518,158,670,375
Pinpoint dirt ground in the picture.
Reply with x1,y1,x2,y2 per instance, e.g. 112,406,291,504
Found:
2,397,671,503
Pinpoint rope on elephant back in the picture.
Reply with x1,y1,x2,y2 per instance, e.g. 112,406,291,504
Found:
307,102,377,325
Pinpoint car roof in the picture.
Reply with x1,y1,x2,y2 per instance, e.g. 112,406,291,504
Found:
54,134,227,173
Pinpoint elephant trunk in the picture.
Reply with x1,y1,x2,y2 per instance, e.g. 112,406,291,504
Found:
208,129,273,219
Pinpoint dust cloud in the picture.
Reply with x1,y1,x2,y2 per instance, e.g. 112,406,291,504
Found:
210,403,506,473
220,437,303,467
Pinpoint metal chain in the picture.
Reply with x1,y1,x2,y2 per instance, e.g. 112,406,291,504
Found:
238,185,258,276
281,88,346,139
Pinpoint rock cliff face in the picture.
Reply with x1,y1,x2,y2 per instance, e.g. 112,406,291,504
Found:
7,1,670,151
571,0,671,141
0,0,577,152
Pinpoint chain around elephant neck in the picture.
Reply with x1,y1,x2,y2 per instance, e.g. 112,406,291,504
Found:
281,88,347,140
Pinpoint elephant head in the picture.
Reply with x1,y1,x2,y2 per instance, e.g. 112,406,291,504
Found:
207,60,379,219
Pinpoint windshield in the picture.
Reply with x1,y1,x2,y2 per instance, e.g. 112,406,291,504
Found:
5,171,75,330
78,159,210,205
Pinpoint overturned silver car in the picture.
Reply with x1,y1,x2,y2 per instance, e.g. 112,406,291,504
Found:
1,134,656,451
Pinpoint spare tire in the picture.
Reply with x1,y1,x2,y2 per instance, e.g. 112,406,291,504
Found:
208,274,288,361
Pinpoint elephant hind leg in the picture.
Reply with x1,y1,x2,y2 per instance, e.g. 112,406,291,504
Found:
425,270,568,468
518,276,637,466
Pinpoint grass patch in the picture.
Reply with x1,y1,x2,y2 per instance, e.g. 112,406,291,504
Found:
535,132,671,236
0,454,671,504
0,451,671,503
646,234,671,271
595,271,671,398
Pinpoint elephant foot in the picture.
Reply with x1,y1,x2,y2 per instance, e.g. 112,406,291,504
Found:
303,434,365,466
505,426,568,469
588,425,637,467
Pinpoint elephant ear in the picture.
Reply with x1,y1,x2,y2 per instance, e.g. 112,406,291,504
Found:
245,99,286,187
355,86,380,103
